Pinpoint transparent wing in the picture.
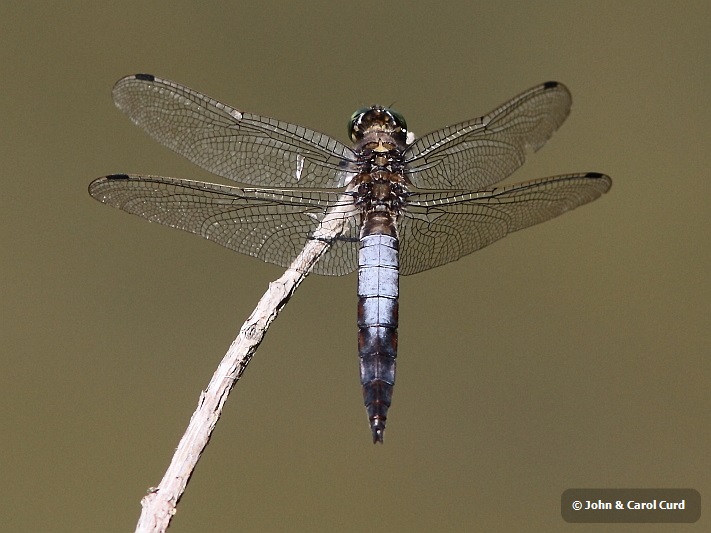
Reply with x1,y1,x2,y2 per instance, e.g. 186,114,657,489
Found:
404,82,572,189
398,172,612,275
88,174,360,275
111,74,358,188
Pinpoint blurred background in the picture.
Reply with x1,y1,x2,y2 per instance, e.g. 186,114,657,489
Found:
2,1,709,531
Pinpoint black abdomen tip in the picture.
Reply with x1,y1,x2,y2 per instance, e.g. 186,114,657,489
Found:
371,419,385,444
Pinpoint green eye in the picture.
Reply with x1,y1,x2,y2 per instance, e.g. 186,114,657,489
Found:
389,110,407,133
348,107,371,141
349,107,371,124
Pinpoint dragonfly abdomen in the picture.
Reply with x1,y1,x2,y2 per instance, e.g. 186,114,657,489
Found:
357,213,399,443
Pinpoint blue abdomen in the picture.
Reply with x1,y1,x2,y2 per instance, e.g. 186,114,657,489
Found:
357,230,399,443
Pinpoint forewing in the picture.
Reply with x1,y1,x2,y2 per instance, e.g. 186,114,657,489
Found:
398,172,612,275
111,74,357,188
404,82,572,189
88,174,360,275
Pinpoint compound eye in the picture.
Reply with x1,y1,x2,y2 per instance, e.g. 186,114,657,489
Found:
348,107,371,142
388,109,408,133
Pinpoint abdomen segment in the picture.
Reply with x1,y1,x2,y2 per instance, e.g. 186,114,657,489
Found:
358,231,399,443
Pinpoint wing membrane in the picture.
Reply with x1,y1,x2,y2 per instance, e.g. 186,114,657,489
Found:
111,74,357,188
95,77,611,278
88,174,360,275
398,172,611,275
404,82,572,189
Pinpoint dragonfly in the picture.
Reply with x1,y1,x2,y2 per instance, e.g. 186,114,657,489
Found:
89,74,611,443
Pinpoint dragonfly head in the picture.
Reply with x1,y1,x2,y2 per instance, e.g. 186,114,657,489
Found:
349,106,408,146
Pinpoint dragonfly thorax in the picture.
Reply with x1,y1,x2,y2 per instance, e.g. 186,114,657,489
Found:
353,171,408,216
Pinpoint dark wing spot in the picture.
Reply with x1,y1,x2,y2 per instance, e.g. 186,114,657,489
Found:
543,81,559,89
134,73,155,81
106,174,130,180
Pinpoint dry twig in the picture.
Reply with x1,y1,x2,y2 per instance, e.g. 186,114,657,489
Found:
134,198,352,532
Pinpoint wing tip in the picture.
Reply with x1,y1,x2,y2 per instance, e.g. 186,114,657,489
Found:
583,171,613,192
541,80,569,93
113,73,157,94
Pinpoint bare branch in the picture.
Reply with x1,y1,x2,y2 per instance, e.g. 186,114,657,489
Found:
134,197,353,532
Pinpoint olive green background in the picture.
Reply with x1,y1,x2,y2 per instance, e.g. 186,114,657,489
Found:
2,1,709,531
